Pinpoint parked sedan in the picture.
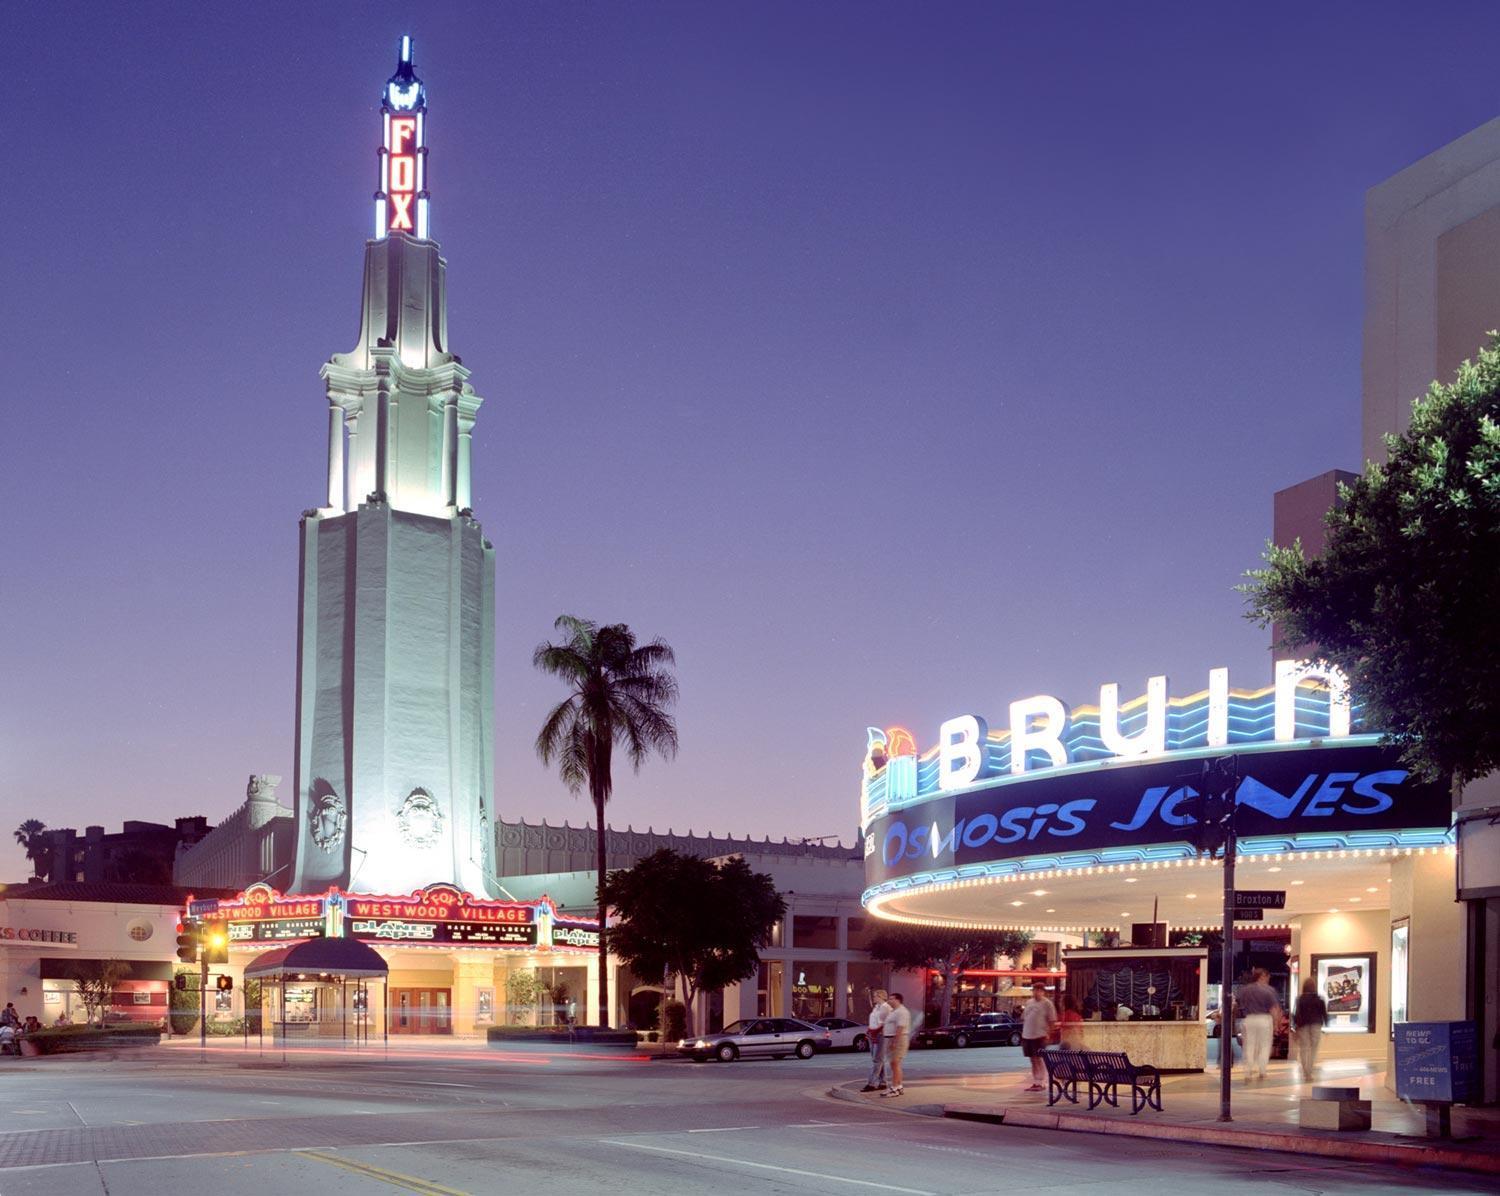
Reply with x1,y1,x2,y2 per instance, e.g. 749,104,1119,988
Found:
678,1018,833,1062
913,1011,1022,1049
811,1017,870,1052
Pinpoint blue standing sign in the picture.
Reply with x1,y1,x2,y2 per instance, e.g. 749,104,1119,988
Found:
1394,1021,1477,1103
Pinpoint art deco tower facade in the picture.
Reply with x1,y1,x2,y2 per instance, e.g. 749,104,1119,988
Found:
290,39,496,896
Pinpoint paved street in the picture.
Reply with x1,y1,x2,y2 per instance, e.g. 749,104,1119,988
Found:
0,1043,1493,1195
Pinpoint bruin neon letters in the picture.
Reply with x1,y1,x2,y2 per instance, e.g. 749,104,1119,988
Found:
932,661,1353,791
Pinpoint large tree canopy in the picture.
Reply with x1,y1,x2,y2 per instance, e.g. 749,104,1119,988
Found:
605,849,784,1034
1244,335,1500,785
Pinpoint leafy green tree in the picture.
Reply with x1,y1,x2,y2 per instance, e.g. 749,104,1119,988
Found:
13,820,49,880
533,616,679,1027
605,850,785,1036
1244,335,1500,785
865,924,1033,1029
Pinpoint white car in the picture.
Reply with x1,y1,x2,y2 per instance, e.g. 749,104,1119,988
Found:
811,1017,870,1052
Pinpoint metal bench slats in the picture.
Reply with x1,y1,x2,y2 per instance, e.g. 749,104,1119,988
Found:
1043,1048,1162,1114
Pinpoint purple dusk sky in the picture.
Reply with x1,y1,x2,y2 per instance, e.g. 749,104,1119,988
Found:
5,2,1499,875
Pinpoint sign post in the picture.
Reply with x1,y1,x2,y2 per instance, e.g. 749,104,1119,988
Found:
1196,756,1239,1124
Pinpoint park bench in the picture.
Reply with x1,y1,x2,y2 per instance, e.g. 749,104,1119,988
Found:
1041,1048,1162,1114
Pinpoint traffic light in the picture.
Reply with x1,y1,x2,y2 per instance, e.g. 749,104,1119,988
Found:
175,923,199,964
1192,757,1238,857
202,925,229,965
174,973,189,992
215,974,234,992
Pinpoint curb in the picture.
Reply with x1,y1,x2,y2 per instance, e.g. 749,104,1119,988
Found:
826,1082,944,1118
944,1102,1500,1177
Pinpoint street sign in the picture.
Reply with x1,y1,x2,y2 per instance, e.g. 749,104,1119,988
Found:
1232,908,1265,922
1232,890,1285,909
187,898,220,917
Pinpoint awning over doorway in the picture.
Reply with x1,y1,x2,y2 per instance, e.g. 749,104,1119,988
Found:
243,937,389,980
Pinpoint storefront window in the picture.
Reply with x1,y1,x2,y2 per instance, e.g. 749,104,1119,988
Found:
846,917,876,951
792,962,837,1020
793,916,838,949
757,961,784,1017
845,962,888,1017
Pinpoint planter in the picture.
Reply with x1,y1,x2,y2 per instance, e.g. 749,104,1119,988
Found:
25,1026,162,1055
18,1040,40,1057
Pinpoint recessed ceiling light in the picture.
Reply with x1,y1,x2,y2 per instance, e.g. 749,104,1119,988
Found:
1185,893,1197,900
1291,880,1304,886
1031,890,1047,897
1349,897,1361,902
1267,866,1282,873
1120,912,1131,917
1366,887,1378,893
1045,908,1056,913
1124,878,1138,884
1010,900,1024,907
1329,908,1339,913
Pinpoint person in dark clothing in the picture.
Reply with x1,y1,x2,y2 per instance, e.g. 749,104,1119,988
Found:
1293,977,1328,1080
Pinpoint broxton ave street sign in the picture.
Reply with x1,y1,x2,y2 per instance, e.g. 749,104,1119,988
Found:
1232,890,1286,909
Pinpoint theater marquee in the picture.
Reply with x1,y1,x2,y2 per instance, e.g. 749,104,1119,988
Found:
860,661,1454,905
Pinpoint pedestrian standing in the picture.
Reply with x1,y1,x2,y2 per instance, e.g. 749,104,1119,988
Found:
1233,967,1283,1081
1019,983,1058,1092
0,1004,17,1029
880,992,912,1097
860,989,891,1092
1293,976,1327,1081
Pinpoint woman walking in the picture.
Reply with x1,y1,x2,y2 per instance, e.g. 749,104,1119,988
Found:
1293,977,1327,1081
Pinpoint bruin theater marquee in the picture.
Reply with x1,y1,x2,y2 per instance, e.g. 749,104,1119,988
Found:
859,661,1453,911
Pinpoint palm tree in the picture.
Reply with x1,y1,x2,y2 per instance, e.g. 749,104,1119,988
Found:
533,616,679,1027
13,819,49,881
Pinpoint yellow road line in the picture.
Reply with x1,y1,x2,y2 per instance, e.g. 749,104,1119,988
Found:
296,1149,470,1195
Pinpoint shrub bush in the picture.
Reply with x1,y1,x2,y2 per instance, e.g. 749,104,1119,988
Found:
25,1024,161,1055
662,1000,688,1043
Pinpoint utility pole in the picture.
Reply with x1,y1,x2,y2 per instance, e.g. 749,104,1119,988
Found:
199,934,208,1063
1196,756,1238,1123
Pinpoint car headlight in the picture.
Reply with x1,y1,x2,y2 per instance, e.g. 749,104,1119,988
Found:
695,1039,710,1048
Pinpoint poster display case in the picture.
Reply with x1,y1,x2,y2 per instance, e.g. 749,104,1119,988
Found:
1311,952,1376,1033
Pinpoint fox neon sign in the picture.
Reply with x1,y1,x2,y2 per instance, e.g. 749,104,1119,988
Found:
376,36,429,240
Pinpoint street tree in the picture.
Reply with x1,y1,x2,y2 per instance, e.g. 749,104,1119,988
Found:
533,616,679,1028
74,959,130,1027
1244,335,1500,786
605,849,785,1036
865,924,1033,1028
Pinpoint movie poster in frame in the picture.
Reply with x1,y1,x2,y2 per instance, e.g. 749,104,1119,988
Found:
1311,952,1377,1034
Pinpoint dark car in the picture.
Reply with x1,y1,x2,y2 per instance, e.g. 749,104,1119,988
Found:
913,1011,1022,1049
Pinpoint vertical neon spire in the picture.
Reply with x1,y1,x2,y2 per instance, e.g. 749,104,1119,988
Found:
375,36,430,240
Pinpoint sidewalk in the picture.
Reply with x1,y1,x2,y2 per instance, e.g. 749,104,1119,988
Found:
829,1054,1500,1177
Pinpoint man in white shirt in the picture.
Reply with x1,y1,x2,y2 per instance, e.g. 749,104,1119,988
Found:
860,989,891,1092
880,992,913,1097
1020,982,1058,1092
